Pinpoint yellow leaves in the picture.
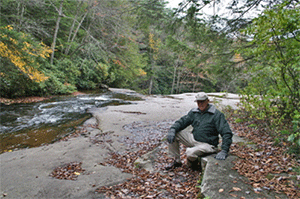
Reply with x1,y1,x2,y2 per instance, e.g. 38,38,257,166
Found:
6,25,13,31
149,33,156,50
233,53,243,62
0,41,49,82
21,41,52,59
2,150,12,153
39,42,52,59
0,42,48,82
9,37,18,45
98,63,110,77
138,68,147,76
0,26,52,82
23,41,31,48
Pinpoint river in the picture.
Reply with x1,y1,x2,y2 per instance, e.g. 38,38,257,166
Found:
0,89,142,153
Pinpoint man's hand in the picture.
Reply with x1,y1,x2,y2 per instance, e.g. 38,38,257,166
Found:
167,128,176,144
215,150,228,160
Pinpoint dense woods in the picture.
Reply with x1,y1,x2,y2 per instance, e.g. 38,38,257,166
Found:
0,0,299,146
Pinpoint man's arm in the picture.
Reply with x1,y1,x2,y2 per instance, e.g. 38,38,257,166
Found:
215,112,233,160
167,113,193,144
171,112,193,133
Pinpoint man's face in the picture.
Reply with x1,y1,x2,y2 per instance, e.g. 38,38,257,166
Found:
197,99,209,112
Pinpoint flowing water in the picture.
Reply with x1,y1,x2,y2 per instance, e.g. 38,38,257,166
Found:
0,90,142,153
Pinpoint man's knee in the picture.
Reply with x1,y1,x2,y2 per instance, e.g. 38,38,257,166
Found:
186,147,203,161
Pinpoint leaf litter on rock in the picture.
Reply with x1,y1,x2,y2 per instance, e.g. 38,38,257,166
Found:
95,120,202,198
50,162,85,181
228,112,300,199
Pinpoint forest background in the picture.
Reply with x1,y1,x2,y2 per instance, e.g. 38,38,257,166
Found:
0,0,299,148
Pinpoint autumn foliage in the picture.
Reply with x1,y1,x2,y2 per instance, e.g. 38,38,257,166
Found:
0,25,52,97
0,26,51,79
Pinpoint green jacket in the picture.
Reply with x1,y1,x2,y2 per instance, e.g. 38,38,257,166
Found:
171,104,233,152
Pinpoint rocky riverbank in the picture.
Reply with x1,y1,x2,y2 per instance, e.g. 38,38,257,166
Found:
1,88,295,198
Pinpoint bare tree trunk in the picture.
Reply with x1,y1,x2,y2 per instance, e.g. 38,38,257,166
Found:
213,0,216,16
16,2,20,25
65,2,89,55
193,76,198,92
172,59,180,94
148,48,155,95
50,0,64,65
64,12,78,54
171,65,177,94
176,68,181,94
16,2,25,31
148,61,154,95
149,76,153,95
68,10,93,59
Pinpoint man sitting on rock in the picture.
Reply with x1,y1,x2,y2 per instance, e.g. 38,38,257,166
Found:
166,92,233,171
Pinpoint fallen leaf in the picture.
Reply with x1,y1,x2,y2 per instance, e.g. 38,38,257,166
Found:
266,158,272,163
254,191,260,194
233,187,241,191
74,172,80,175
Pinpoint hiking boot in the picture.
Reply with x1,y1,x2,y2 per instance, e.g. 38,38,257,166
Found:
188,159,202,172
165,161,182,170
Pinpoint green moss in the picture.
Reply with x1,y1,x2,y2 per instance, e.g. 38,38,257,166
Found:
248,124,257,127
235,118,243,123
237,142,246,146
274,138,280,146
254,148,263,152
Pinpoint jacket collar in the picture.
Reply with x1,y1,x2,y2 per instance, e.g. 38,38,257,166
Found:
192,104,216,114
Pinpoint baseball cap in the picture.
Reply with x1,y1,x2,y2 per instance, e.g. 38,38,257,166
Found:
194,92,208,101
